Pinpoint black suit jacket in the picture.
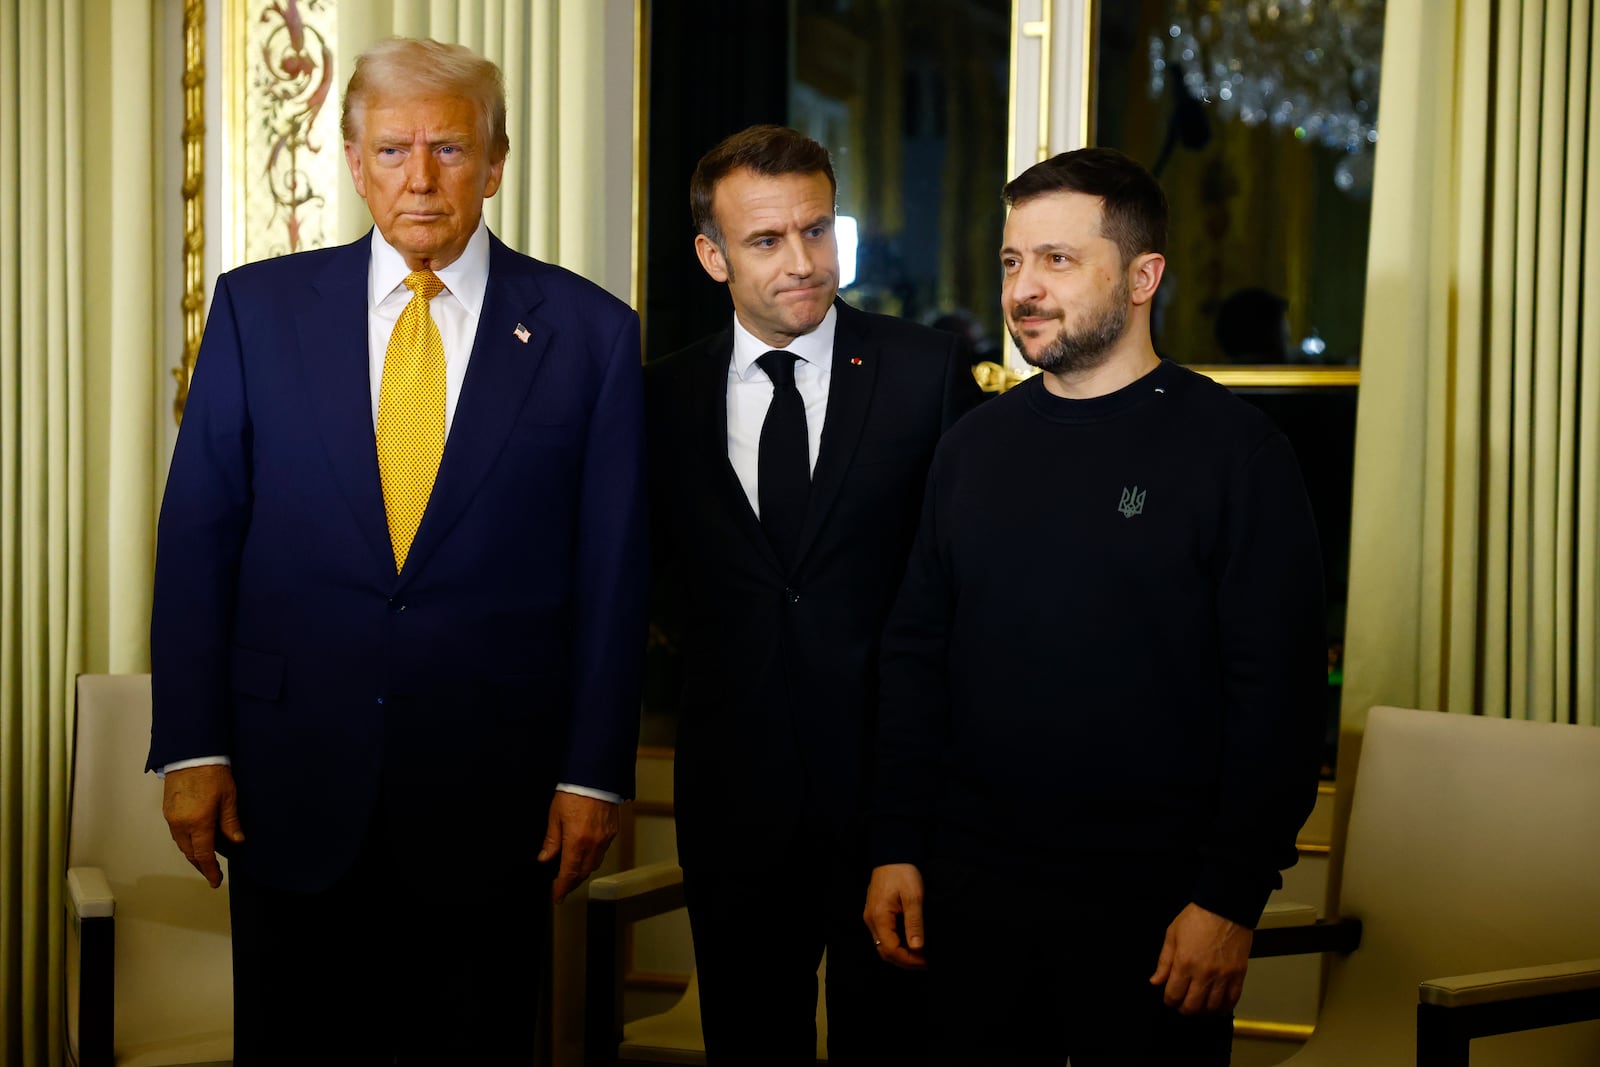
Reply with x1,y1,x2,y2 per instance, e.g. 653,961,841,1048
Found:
646,300,979,868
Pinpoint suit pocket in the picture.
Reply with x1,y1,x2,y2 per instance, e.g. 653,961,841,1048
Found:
229,645,286,701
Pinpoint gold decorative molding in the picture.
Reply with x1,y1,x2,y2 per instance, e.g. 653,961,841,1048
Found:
631,0,649,340
1022,1,1052,164
973,359,1031,394
1195,365,1362,389
177,0,205,424
1233,1018,1315,1042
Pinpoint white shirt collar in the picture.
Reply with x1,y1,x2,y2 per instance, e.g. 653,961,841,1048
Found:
368,218,492,318
730,304,838,380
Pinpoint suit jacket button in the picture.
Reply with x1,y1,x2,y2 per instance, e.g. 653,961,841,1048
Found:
784,587,800,603
388,599,406,614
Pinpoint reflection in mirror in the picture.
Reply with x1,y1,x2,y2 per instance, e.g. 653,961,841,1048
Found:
1096,0,1382,367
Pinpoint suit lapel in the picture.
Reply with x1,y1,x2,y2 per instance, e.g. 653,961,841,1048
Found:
695,329,779,567
297,236,394,576
397,235,553,585
794,301,879,566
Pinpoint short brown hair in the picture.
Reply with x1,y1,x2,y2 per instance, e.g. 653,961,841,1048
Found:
342,37,510,163
1003,147,1167,265
690,125,837,252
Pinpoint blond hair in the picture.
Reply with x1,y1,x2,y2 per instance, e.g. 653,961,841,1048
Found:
341,37,509,162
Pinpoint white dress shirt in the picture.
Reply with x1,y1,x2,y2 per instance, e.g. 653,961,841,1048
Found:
726,305,836,514
163,223,618,804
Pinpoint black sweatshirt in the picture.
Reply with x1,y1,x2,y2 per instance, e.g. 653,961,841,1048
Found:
871,360,1327,928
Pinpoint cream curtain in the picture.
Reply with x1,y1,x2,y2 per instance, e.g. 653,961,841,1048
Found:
0,0,161,1063
1341,0,1600,738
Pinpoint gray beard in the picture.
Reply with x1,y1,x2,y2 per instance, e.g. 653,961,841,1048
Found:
1012,297,1129,376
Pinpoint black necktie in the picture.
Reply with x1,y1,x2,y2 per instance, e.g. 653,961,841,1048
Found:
756,350,810,569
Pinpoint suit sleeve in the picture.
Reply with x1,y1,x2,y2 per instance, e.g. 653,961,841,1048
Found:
559,308,648,798
1191,432,1328,927
148,274,253,770
870,447,955,871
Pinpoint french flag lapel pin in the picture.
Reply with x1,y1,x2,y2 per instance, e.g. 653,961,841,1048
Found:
514,322,531,344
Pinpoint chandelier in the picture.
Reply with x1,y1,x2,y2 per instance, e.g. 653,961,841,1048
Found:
1149,0,1386,195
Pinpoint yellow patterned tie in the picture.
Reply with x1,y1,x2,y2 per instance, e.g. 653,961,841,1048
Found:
376,269,447,572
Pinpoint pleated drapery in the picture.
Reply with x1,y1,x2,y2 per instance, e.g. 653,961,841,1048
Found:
0,1,162,1064
1341,0,1600,736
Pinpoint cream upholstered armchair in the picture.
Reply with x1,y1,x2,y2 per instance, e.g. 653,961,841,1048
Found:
1272,705,1600,1065
65,674,232,1067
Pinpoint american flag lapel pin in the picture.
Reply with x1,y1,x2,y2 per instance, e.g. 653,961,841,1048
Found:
513,323,530,344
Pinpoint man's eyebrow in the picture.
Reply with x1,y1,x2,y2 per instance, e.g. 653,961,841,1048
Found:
370,130,473,146
999,242,1081,257
743,216,833,242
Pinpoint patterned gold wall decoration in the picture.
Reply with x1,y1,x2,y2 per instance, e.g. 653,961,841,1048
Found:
177,0,341,423
228,0,340,263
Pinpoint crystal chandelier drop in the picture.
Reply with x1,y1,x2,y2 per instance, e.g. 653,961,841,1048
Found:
1149,0,1385,195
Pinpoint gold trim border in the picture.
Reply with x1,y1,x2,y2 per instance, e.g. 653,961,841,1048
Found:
1233,1018,1315,1042
631,0,649,339
177,0,206,424
1197,366,1362,388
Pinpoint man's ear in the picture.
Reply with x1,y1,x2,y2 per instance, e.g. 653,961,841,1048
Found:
482,155,506,200
694,233,730,284
344,142,366,198
1129,251,1165,306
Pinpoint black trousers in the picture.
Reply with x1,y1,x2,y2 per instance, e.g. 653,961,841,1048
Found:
682,824,929,1066
228,812,551,1066
923,857,1233,1067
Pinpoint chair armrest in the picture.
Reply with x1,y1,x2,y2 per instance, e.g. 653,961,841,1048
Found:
1421,958,1600,1007
64,866,115,1067
1416,960,1600,1065
587,861,685,924
1256,900,1318,929
67,867,115,920
1249,913,1362,959
585,863,686,1067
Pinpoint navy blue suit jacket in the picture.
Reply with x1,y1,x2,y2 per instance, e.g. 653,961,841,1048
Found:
149,232,647,893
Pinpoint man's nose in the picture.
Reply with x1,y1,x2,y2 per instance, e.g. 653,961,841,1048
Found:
405,150,438,192
785,237,814,277
1008,263,1045,306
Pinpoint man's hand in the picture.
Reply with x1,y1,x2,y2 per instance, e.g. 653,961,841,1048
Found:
161,765,245,889
863,863,928,970
537,792,620,903
1149,902,1253,1014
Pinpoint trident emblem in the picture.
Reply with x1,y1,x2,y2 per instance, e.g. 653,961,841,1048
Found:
1117,486,1146,518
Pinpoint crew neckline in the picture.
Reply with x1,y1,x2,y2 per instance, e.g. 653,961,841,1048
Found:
1022,359,1181,423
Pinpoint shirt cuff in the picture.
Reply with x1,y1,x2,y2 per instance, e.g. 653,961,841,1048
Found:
556,782,623,804
156,755,231,780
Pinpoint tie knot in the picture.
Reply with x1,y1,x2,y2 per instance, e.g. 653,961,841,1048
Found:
403,270,445,302
757,350,800,391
